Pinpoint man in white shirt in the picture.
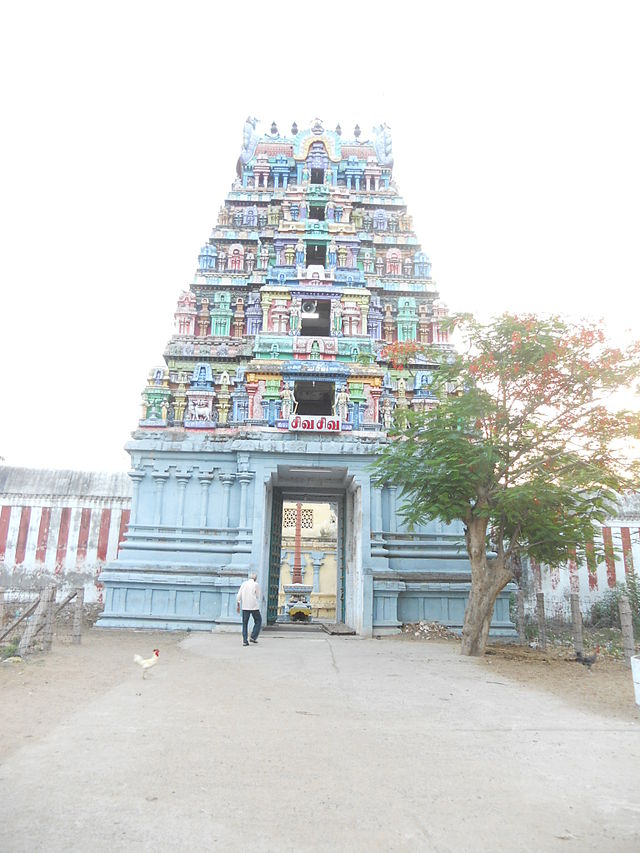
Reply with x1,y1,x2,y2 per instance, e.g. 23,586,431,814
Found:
236,572,262,646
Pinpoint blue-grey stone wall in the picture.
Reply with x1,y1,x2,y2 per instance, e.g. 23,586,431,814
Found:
97,429,515,636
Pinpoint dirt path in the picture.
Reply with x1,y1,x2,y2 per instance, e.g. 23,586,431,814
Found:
1,629,639,852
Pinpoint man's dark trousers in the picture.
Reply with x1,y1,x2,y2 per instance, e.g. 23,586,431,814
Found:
242,609,262,643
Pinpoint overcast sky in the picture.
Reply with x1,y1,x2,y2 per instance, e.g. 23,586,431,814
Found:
1,1,639,471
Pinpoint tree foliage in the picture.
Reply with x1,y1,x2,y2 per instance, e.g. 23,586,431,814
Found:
373,313,640,654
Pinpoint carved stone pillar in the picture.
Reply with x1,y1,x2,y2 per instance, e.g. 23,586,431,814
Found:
310,551,325,593
219,473,235,528
369,387,382,424
237,472,254,529
245,380,259,418
128,469,145,522
197,299,210,337
152,472,169,526
371,484,383,534
373,580,404,632
386,485,398,533
175,470,192,527
198,471,214,528
218,396,230,425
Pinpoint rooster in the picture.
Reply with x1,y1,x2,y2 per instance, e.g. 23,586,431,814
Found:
573,646,599,670
133,648,159,678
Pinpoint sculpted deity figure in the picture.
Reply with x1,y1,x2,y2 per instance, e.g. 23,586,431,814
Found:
373,123,394,167
363,249,374,273
240,116,260,165
217,250,226,272
280,386,296,419
328,239,338,268
331,301,343,335
403,257,412,277
302,165,310,184
380,397,393,430
375,256,384,275
218,206,230,226
289,300,301,335
295,239,305,266
335,386,350,422
325,201,335,221
352,208,363,229
299,201,307,220
245,250,255,273
259,244,270,270
396,377,408,407
310,340,321,360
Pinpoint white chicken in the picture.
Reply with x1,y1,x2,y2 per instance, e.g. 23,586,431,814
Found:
133,648,159,678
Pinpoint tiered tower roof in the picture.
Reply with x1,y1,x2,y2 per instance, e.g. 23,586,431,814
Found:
139,118,450,435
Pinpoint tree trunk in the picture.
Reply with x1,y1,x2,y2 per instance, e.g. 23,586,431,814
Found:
461,518,512,656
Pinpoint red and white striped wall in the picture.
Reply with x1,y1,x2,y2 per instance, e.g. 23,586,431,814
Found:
0,468,132,603
529,518,640,614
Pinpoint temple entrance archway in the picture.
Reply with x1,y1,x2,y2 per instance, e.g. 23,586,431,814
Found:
265,466,357,627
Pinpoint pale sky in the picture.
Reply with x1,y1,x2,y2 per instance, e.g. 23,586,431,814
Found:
1,1,639,471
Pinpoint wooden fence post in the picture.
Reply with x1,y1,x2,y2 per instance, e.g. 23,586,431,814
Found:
0,598,39,644
72,587,84,645
18,587,51,655
536,592,547,651
619,596,635,667
516,587,526,644
0,587,5,627
570,593,584,656
42,586,57,652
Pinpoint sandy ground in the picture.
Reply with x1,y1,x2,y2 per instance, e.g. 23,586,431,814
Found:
481,644,640,724
394,632,640,724
1,628,639,852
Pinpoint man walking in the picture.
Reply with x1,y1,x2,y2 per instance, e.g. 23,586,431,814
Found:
236,572,262,646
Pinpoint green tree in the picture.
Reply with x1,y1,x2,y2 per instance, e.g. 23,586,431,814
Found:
374,314,640,656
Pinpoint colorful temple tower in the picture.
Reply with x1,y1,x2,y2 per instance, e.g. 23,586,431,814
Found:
97,118,514,635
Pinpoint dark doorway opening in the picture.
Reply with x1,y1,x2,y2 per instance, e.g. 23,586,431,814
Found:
294,381,334,415
311,168,324,184
306,244,326,265
301,300,330,336
309,206,325,221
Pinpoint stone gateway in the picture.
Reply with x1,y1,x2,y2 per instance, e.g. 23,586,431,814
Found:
97,120,514,636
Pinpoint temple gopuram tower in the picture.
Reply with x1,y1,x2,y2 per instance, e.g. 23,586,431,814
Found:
98,118,513,636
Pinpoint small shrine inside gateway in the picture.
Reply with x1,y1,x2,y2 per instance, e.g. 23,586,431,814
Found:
97,119,515,636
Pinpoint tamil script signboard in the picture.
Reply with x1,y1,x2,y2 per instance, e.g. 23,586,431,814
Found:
288,415,341,432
